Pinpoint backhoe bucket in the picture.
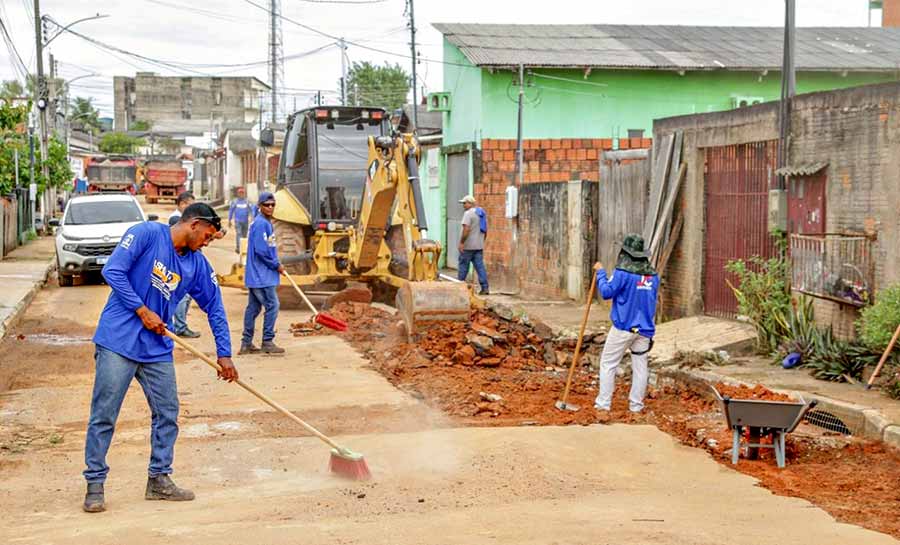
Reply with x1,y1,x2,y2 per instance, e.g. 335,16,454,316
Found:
395,281,471,337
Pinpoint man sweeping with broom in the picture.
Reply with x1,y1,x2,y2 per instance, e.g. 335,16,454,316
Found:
82,203,238,513
593,234,659,417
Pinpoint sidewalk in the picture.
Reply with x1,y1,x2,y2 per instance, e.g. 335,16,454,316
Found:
0,237,56,340
484,293,900,448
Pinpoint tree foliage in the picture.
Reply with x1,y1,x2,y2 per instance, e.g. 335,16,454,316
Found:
1,79,25,100
858,284,900,349
69,96,102,134
99,132,145,154
130,119,150,131
343,61,410,112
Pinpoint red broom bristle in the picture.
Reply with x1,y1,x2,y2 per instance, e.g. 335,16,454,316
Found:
316,312,348,332
329,450,371,480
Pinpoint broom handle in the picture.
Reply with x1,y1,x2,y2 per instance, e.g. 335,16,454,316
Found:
165,330,344,451
282,271,319,317
559,269,598,405
867,322,900,389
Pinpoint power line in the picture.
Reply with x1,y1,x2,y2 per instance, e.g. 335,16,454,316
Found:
0,16,29,79
296,0,386,3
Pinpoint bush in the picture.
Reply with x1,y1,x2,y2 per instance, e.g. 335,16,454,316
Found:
726,248,791,353
858,283,900,350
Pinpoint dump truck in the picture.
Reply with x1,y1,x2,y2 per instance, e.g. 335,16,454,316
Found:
142,158,187,204
85,155,137,194
218,105,473,335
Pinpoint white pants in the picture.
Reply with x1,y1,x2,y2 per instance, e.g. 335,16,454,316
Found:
594,326,651,413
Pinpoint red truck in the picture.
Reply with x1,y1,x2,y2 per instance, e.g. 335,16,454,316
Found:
142,160,187,204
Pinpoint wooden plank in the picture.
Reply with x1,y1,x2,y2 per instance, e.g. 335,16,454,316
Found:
657,131,683,250
642,134,674,245
650,161,686,263
657,211,684,280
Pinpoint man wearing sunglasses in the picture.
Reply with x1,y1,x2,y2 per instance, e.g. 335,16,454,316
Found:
241,191,286,355
82,203,238,513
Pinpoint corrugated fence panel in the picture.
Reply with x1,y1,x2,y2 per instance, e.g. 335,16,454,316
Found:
703,141,778,317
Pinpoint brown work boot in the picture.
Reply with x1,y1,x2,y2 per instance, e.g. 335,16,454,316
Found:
83,482,105,513
238,343,260,355
145,474,195,501
261,341,285,354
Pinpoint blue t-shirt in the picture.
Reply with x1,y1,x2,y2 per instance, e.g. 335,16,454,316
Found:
245,217,281,288
93,222,232,362
229,198,253,224
596,268,659,338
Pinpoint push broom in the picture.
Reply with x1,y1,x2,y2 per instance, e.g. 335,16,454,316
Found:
555,264,599,412
282,271,347,332
165,330,370,480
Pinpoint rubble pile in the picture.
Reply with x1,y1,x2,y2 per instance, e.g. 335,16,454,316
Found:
714,383,796,402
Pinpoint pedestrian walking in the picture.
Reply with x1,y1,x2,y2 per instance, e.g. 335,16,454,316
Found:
593,234,659,416
241,191,285,355
83,203,238,513
456,194,489,295
167,192,200,338
228,186,255,254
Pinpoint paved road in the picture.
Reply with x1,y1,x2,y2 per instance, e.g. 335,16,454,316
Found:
0,198,895,545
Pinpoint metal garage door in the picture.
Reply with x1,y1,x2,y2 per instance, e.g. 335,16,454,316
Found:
445,152,469,269
704,141,778,317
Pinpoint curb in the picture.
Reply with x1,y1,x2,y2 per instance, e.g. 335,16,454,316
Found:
0,258,56,341
658,366,900,449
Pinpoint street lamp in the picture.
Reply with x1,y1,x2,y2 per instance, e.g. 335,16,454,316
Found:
42,14,109,47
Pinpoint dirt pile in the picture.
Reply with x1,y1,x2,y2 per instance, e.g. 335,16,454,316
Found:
714,383,796,402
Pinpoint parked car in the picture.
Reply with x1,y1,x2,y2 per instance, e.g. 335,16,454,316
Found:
50,194,158,287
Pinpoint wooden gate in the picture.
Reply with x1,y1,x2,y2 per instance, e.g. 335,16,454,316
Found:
597,149,651,268
703,141,778,317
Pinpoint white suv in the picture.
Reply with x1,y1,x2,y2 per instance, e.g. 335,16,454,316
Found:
51,194,158,286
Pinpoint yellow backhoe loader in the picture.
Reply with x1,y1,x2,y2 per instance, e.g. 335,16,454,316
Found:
218,106,472,335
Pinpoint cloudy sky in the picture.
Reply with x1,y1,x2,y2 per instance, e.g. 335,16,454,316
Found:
0,0,881,118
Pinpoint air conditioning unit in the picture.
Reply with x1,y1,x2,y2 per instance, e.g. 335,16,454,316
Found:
427,92,451,112
733,96,764,109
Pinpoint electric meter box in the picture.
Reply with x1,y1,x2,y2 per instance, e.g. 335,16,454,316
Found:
505,185,518,218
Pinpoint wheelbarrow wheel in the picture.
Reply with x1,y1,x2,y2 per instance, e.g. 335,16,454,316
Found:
747,427,761,460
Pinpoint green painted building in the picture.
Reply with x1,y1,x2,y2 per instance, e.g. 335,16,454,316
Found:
423,24,900,272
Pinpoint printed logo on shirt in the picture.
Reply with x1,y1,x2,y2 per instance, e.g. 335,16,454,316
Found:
636,275,654,290
151,260,181,300
120,233,135,250
210,271,219,286
265,232,277,247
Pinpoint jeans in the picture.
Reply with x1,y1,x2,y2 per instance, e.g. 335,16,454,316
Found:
242,286,280,345
234,221,249,253
457,249,489,292
169,294,191,334
84,346,179,483
594,326,651,413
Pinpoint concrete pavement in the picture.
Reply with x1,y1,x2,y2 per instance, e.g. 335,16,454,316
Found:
0,236,56,340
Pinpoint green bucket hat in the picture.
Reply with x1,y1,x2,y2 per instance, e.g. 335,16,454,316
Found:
621,234,649,259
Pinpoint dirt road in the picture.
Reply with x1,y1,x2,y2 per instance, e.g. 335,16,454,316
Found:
0,208,896,544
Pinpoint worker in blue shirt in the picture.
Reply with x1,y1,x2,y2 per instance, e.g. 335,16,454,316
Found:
593,234,659,416
228,186,254,254
82,203,238,514
241,191,285,355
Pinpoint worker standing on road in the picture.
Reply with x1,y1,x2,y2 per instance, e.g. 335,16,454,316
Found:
457,194,489,295
593,234,659,416
241,191,285,355
83,203,238,513
228,186,254,254
167,192,201,338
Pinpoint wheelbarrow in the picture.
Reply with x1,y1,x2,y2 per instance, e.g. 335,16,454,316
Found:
712,386,817,468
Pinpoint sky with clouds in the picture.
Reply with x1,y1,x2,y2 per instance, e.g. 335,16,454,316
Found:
0,0,882,118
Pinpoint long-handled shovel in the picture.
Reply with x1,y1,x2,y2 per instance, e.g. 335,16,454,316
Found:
866,322,900,390
165,330,370,479
282,271,347,331
555,268,599,412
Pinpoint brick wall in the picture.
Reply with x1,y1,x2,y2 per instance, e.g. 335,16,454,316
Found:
885,0,900,27
474,138,649,298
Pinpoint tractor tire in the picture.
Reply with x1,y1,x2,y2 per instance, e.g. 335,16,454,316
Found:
274,218,310,310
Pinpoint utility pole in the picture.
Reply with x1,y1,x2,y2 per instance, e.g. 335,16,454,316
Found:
515,64,524,187
778,0,796,191
316,91,322,106
33,0,49,225
339,37,347,106
407,0,418,130
269,0,283,124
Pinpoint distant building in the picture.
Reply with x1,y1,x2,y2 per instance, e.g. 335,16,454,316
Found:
113,73,270,131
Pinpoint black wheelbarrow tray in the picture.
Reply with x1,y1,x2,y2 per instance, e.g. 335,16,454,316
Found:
712,385,817,468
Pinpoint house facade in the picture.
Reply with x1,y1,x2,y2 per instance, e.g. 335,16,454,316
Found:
430,23,900,296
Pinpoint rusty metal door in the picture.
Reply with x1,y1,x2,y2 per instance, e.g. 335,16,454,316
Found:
704,141,778,317
788,171,826,235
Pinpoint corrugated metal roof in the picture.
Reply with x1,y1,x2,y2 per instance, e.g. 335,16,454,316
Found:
432,23,900,71
775,162,828,176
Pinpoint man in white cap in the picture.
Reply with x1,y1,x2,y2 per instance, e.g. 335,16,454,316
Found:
457,194,489,295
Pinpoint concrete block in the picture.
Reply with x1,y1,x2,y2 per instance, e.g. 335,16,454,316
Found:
862,408,891,440
883,425,900,449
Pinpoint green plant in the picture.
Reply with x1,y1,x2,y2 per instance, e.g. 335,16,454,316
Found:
725,236,791,353
130,119,150,131
885,374,900,400
99,132,145,153
858,283,900,350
